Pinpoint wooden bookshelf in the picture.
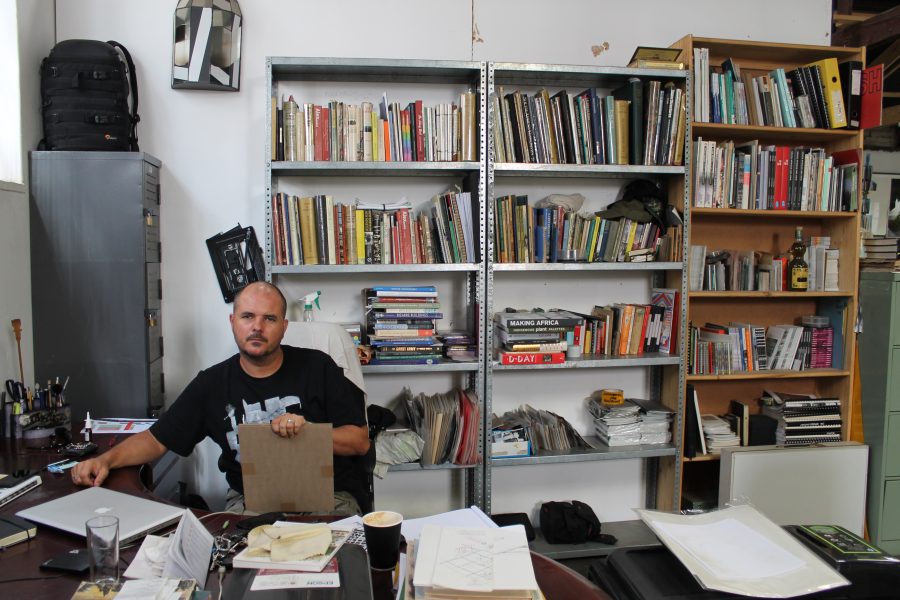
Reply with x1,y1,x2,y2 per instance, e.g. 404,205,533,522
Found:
661,36,864,512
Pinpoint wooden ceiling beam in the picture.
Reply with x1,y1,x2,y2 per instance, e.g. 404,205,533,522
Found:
871,38,900,77
880,104,900,127
833,10,878,28
832,4,900,47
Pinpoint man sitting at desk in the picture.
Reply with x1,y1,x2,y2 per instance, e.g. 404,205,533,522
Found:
71,281,370,515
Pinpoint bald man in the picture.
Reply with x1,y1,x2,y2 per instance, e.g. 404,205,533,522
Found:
72,282,370,514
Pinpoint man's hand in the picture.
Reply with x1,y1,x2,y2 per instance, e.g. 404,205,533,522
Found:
72,457,110,487
271,414,305,438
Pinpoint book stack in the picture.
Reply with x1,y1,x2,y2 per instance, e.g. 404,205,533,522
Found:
437,331,477,362
272,191,475,266
493,310,581,365
585,395,642,446
694,51,851,130
630,397,675,445
493,195,666,264
364,286,443,365
271,92,478,163
760,390,842,446
491,81,686,167
401,387,480,466
861,237,900,271
692,140,858,212
700,415,740,453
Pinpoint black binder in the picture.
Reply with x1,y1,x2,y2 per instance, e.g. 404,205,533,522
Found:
838,60,863,130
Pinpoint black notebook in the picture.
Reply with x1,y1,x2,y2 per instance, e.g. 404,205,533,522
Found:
0,514,36,549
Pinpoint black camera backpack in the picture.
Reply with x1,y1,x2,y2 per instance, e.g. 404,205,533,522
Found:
39,39,139,151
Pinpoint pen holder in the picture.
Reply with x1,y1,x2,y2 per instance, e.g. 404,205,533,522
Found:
13,406,71,442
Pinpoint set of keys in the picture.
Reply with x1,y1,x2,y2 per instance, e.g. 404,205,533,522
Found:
211,532,246,570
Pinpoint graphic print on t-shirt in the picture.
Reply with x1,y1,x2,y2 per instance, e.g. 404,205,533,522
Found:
224,395,300,460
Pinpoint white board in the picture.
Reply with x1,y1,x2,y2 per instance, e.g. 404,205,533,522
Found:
718,442,868,535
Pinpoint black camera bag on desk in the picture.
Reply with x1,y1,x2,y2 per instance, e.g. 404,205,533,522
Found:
540,500,616,544
39,39,140,151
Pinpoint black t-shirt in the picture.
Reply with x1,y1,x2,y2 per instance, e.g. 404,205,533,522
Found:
150,346,367,507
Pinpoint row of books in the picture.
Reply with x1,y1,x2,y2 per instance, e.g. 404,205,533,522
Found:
689,244,839,292
492,404,590,455
272,92,478,163
584,395,673,447
693,50,858,129
364,286,443,365
692,139,859,212
401,386,481,466
760,390,842,446
688,319,835,375
493,196,669,264
494,291,679,362
491,79,685,166
271,192,476,266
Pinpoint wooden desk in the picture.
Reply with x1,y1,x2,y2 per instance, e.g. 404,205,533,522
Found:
1,441,610,600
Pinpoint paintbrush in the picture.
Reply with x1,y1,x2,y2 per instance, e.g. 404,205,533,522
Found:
11,318,24,385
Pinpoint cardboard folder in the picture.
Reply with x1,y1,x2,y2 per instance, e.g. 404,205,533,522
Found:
239,422,334,513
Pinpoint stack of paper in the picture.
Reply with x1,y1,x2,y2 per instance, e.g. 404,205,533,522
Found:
412,525,538,600
701,415,740,453
586,399,642,446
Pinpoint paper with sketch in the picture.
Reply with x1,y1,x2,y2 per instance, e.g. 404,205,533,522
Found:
413,524,537,595
637,504,849,598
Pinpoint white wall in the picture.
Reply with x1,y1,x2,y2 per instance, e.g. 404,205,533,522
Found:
1,0,54,400
46,0,831,518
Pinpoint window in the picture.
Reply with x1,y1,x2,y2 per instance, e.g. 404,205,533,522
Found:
0,0,22,185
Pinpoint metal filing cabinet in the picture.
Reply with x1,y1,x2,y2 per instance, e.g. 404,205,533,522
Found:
29,152,163,423
859,271,900,554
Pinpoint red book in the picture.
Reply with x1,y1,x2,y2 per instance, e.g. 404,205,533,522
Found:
860,64,883,130
321,106,331,161
637,305,651,355
313,105,324,161
383,120,391,161
398,208,412,264
272,194,284,265
415,99,425,161
774,146,789,210
499,351,566,365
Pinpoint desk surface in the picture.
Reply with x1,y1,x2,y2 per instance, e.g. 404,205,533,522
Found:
1,440,611,600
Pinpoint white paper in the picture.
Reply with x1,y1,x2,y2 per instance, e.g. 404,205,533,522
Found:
115,577,181,600
414,524,536,594
86,419,156,434
401,506,496,541
637,505,850,598
653,518,804,580
250,569,340,590
163,510,214,586
123,535,170,579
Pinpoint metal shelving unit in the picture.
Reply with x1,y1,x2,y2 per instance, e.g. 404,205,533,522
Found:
265,57,488,509
483,62,691,514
